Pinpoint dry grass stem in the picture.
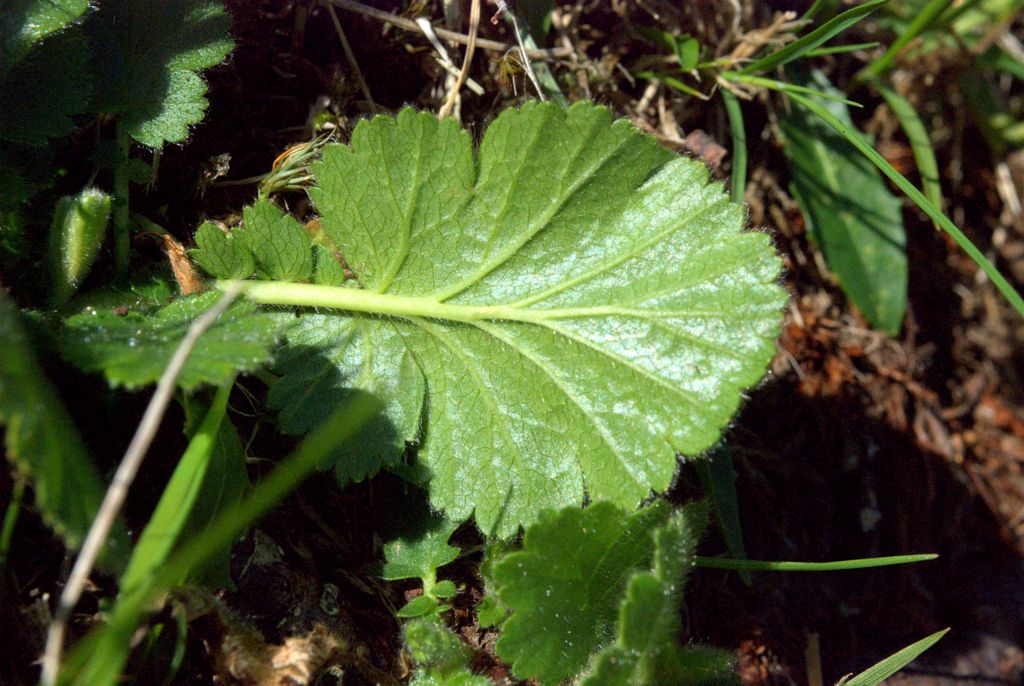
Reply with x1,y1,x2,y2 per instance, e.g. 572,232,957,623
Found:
324,0,571,59
439,0,480,119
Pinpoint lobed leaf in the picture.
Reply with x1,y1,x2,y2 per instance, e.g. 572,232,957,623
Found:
780,70,907,334
87,0,233,148
492,501,669,684
59,293,280,390
245,102,785,536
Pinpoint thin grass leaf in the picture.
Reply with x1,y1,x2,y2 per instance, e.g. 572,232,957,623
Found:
119,375,235,593
721,89,747,203
875,82,943,215
856,0,949,82
694,448,749,585
843,629,949,686
741,0,888,75
774,86,1024,319
804,41,879,56
695,553,937,572
726,73,863,106
802,0,842,21
636,70,706,98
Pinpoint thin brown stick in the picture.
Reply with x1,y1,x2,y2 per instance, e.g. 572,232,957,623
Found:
324,0,571,59
324,1,376,108
439,0,480,118
40,284,244,686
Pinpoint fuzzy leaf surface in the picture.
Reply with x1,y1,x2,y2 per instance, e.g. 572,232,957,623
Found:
59,293,280,390
0,289,125,561
492,501,669,684
261,102,785,536
87,0,233,148
190,221,255,280
781,69,907,334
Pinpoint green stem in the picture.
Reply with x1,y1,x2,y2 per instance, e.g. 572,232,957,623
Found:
112,122,131,275
0,480,25,571
696,553,937,572
721,90,747,204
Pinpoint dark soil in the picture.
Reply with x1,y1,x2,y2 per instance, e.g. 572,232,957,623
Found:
4,1,1024,685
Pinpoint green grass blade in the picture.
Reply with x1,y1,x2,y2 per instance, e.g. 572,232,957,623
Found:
805,41,879,57
119,375,235,593
844,629,949,686
721,89,747,203
742,0,889,75
875,82,943,214
802,0,843,21
727,73,863,106
60,394,381,686
695,449,749,584
768,85,1024,319
695,553,937,571
856,0,950,82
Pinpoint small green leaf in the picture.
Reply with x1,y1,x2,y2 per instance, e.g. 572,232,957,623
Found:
382,518,459,582
476,594,508,628
398,595,440,618
190,221,255,280
86,0,233,148
673,35,700,71
780,69,907,334
240,200,314,281
0,290,126,563
404,617,472,673
493,501,669,684
313,245,348,285
59,293,280,390
844,629,949,686
49,188,111,306
409,671,491,686
242,102,786,536
432,580,457,599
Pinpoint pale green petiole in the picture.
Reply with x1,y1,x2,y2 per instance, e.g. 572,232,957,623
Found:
696,553,937,572
216,279,721,324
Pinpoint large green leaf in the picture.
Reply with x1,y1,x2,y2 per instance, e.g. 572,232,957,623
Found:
781,70,907,334
238,102,785,536
59,293,280,390
492,501,669,684
86,0,233,148
0,289,125,562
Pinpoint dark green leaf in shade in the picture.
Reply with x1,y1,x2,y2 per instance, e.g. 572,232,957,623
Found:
493,501,669,684
86,0,233,148
252,102,785,536
190,221,256,280
240,200,314,281
780,69,907,334
0,0,89,72
0,28,92,145
59,293,280,390
0,289,127,564
404,618,491,686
